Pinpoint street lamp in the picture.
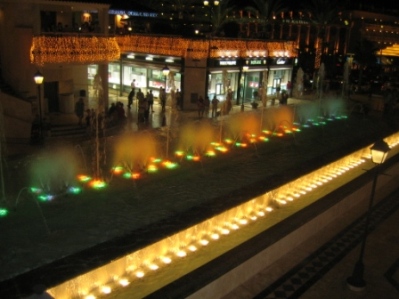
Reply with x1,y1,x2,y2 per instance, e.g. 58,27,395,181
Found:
241,66,249,112
347,139,390,292
33,71,44,144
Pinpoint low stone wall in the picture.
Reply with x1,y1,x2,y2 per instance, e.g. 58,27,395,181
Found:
1,92,32,139
189,157,399,299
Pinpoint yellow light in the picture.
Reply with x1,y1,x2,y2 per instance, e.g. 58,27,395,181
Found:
101,286,111,294
149,264,159,270
188,245,197,251
162,257,172,264
176,250,187,257
135,271,145,278
119,279,130,287
31,36,120,65
221,228,230,234
199,239,209,246
211,233,220,240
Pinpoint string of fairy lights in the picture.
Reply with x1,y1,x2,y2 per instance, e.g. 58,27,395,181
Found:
31,34,297,64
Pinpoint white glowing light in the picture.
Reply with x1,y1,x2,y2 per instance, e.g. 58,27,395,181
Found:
101,286,111,294
188,245,197,251
162,257,172,264
239,219,248,225
199,239,209,246
176,250,187,257
257,211,265,217
266,207,273,212
119,279,130,286
221,228,230,234
149,264,159,270
85,295,96,299
136,271,145,278
211,233,220,240
231,224,239,230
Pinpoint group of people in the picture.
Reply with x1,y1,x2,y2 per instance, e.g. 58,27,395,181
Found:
197,93,233,119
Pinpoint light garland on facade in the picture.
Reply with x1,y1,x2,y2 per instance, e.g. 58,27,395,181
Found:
31,34,297,65
30,36,120,65
117,35,297,59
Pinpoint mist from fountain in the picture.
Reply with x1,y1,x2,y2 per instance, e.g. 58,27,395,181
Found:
29,146,80,194
112,132,160,172
176,121,217,155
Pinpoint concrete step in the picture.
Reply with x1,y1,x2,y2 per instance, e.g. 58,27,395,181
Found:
49,125,87,138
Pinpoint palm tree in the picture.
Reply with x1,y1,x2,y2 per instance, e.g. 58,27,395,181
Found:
245,0,286,38
302,0,341,67
208,0,235,37
353,38,379,89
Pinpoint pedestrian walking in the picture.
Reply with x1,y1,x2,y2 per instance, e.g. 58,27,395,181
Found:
75,97,85,126
204,96,210,117
160,87,166,112
197,96,205,118
211,95,219,118
147,90,154,112
128,88,135,109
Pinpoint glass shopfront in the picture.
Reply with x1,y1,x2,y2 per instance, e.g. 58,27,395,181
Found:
207,59,241,104
88,54,182,100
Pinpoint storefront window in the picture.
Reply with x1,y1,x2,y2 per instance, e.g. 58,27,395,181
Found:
208,71,239,102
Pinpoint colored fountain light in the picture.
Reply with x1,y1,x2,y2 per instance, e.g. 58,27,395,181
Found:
78,175,92,182
0,208,9,217
147,164,158,173
186,155,200,161
235,142,248,148
162,160,178,169
112,166,124,174
89,180,107,189
30,187,43,194
175,150,185,157
205,150,216,157
68,186,82,195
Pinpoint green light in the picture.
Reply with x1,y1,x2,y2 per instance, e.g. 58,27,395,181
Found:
152,158,162,163
0,208,8,217
164,162,178,169
38,194,52,202
186,155,194,160
68,187,82,194
30,187,42,194
123,172,132,179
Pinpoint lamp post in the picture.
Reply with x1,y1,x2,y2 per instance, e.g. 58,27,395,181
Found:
33,71,44,144
241,66,249,112
347,139,390,292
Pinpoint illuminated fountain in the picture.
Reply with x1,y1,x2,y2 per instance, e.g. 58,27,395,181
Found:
175,121,218,160
28,146,81,198
111,131,162,178
46,131,399,299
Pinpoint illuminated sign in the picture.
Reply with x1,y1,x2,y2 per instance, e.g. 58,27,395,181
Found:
276,58,287,65
109,10,158,18
248,59,267,65
219,60,237,66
